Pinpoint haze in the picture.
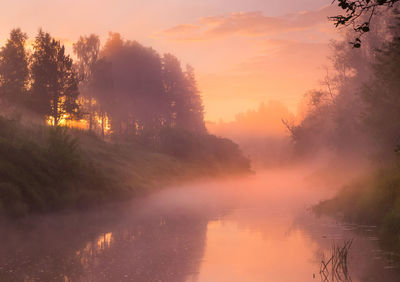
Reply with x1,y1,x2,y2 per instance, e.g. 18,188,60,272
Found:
0,0,336,121
1,0,400,281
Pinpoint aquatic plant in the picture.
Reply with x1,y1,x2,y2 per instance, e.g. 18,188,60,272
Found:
320,239,353,282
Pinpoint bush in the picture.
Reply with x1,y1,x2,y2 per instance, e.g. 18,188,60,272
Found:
47,126,81,178
158,127,251,172
0,182,28,216
314,165,400,253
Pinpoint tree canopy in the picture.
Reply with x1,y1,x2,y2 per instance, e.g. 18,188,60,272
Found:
0,29,29,108
331,0,400,47
30,30,80,126
0,29,207,143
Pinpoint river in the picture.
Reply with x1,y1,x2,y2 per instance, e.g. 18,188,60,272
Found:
0,168,399,281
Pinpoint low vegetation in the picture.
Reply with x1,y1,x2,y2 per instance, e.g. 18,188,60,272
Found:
0,27,251,217
283,9,400,254
0,117,250,217
314,165,400,253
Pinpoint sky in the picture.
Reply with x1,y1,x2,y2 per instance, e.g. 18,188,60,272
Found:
0,0,340,122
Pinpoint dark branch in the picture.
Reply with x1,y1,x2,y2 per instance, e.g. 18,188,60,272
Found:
330,0,400,47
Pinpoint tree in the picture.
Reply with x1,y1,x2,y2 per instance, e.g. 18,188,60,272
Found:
162,53,186,127
182,65,206,133
162,54,206,134
361,26,400,158
0,28,29,108
30,30,80,126
73,34,100,130
101,33,167,140
91,58,114,138
331,0,400,47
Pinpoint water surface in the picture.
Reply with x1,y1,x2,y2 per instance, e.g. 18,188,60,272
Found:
0,168,398,281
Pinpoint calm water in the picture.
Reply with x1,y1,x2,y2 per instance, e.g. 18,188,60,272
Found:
0,168,399,282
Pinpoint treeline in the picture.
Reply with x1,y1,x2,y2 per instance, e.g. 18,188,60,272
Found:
0,29,206,144
0,28,250,168
297,9,400,253
285,10,400,161
0,28,250,216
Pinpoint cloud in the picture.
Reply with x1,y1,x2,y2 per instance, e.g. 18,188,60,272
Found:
197,38,332,121
158,5,339,41
163,24,201,35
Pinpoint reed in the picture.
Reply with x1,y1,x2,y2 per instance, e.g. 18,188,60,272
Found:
320,239,353,282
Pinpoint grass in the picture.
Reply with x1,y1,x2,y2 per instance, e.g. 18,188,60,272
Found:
314,164,400,254
319,239,353,282
0,117,250,217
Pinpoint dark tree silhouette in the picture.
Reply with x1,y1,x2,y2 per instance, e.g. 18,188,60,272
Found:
182,64,206,133
162,54,206,134
73,34,100,130
286,12,400,158
0,29,29,108
30,30,80,126
101,33,168,140
162,53,187,127
361,22,400,156
331,0,399,47
91,58,114,138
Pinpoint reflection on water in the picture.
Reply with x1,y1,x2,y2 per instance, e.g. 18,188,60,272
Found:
0,168,399,281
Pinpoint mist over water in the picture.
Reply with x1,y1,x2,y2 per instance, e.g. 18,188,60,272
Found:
1,167,398,282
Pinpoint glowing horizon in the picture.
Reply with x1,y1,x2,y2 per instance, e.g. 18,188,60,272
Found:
0,0,338,122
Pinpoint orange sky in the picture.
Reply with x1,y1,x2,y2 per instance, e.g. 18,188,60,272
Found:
0,0,339,122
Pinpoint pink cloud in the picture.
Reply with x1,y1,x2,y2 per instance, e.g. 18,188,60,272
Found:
158,5,339,41
163,24,201,34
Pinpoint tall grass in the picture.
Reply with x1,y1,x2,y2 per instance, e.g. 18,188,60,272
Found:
314,165,400,254
0,117,251,217
319,240,353,282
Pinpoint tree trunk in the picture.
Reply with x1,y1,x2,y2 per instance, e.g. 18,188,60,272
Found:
101,112,105,139
89,98,93,131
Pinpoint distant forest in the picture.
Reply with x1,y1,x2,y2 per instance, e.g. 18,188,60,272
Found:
0,29,206,144
285,10,400,162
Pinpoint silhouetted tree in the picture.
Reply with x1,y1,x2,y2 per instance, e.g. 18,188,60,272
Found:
162,53,186,127
287,11,399,158
182,65,206,133
361,20,400,157
101,33,167,140
30,30,80,126
331,0,399,47
0,29,29,108
162,54,206,134
91,58,114,138
73,34,100,130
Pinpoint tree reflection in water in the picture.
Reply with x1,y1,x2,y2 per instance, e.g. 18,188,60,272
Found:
0,203,208,282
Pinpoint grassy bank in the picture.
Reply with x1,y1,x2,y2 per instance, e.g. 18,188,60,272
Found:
314,165,400,253
0,117,250,217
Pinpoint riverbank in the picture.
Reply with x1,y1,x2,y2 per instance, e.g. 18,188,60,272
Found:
1,169,399,281
0,117,251,217
314,164,400,254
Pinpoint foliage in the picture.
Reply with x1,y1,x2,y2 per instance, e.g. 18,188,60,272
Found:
47,127,81,177
162,54,206,134
0,28,251,217
95,34,207,141
0,117,112,216
314,165,400,253
0,29,29,108
159,127,251,172
100,33,168,139
361,29,400,158
30,29,80,126
73,34,101,130
286,12,398,159
331,0,400,47
0,28,208,141
0,117,250,217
